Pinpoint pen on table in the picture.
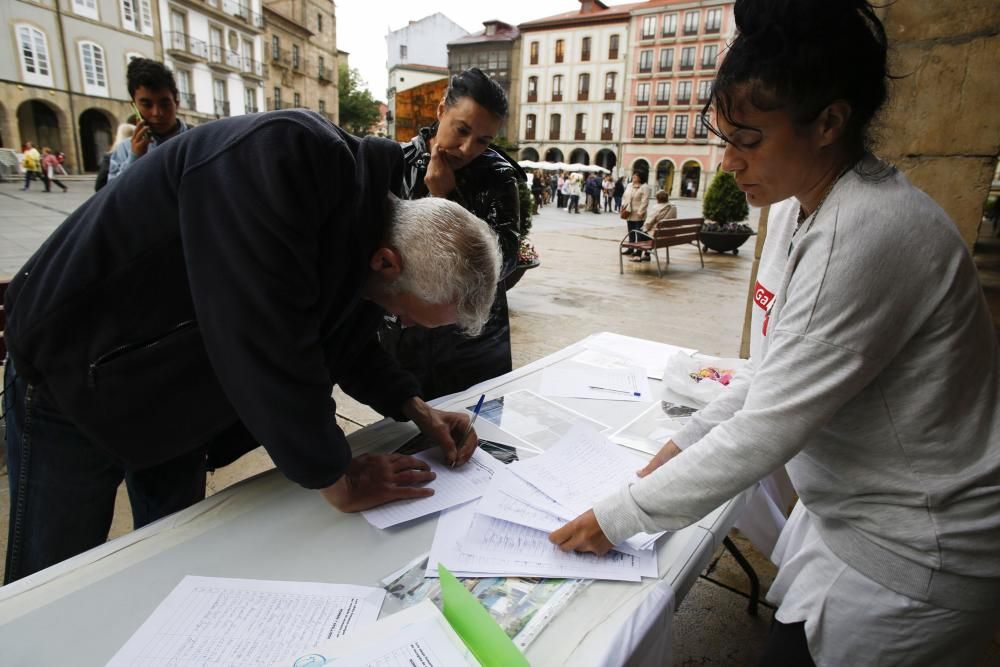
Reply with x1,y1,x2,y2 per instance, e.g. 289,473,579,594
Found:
588,385,641,397
455,394,486,468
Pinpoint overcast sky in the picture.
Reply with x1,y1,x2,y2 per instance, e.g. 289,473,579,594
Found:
335,0,635,99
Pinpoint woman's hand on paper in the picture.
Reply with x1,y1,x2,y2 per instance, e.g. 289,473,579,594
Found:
320,453,436,512
403,396,479,467
637,439,682,478
549,510,614,556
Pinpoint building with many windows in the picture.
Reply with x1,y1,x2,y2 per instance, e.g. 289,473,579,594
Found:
446,20,520,141
622,0,733,197
1,0,160,173
262,0,338,122
159,0,266,123
516,0,639,174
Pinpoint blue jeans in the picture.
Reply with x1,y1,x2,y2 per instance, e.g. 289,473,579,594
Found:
3,361,207,584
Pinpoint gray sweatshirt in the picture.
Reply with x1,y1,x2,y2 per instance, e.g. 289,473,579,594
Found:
594,157,1000,611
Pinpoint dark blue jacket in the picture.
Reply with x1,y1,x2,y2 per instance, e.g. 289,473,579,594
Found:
4,111,419,489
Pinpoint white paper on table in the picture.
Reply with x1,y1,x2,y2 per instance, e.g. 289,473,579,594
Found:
583,332,697,380
608,400,699,456
539,361,652,402
362,448,502,529
107,576,385,667
468,389,608,452
427,502,654,582
273,600,478,667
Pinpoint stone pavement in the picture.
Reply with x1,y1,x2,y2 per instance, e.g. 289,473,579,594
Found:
1,180,997,664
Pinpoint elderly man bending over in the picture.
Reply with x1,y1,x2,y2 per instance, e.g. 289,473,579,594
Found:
2,110,500,584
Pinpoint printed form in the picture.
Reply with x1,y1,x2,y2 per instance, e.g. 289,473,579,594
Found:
362,448,502,529
106,576,384,666
539,361,651,402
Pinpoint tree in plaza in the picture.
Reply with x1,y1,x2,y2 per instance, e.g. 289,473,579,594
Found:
702,170,749,224
338,64,381,136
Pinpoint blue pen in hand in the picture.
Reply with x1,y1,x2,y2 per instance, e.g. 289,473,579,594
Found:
454,394,486,468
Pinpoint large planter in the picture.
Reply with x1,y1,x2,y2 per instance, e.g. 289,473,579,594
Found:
505,260,540,290
700,230,755,255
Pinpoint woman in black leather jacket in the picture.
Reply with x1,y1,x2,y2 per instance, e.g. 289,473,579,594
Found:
379,68,525,399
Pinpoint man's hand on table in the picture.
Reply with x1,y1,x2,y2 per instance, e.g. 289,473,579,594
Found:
320,453,436,512
402,396,479,467
637,439,682,478
549,510,614,556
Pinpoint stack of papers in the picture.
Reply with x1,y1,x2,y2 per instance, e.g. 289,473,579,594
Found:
539,361,651,402
362,448,503,529
425,425,664,582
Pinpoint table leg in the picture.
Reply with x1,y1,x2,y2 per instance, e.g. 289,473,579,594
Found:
723,536,760,616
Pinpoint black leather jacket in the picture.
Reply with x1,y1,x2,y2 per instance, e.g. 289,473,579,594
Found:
379,126,526,400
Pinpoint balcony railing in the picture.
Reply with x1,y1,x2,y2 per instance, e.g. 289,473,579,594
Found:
639,65,652,74
268,45,291,68
653,129,666,139
659,63,673,72
634,129,646,139
609,47,619,59
166,31,207,60
656,97,669,105
604,90,616,101
318,66,333,82
525,129,536,140
673,129,688,139
637,97,649,106
581,48,591,61
222,0,264,29
552,93,562,102
577,90,589,101
527,91,537,103
268,98,282,111
549,129,560,140
209,45,242,70
680,62,694,71
178,92,196,109
601,130,612,141
684,26,698,36
676,94,692,105
214,100,230,117
246,104,259,113
575,130,586,141
242,57,266,78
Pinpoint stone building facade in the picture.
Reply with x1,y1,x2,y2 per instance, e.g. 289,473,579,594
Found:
1,0,160,173
262,0,337,121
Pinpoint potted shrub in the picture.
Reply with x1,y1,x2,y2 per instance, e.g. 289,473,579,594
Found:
701,170,755,255
505,180,541,290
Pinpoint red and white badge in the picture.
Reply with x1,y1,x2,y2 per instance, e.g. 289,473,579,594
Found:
754,280,775,335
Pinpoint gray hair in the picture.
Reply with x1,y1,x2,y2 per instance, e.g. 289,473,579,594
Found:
386,196,501,336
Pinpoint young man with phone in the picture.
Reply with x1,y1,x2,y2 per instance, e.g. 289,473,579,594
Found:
108,58,188,181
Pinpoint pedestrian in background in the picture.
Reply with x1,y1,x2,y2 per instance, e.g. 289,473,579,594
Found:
41,148,68,193
633,190,676,262
95,123,136,192
619,172,650,255
613,176,625,212
602,175,615,212
567,173,581,213
20,142,42,191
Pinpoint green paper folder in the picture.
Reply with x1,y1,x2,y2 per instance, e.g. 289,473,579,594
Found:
438,564,531,667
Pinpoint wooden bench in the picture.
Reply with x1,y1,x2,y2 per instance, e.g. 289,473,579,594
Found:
619,217,705,277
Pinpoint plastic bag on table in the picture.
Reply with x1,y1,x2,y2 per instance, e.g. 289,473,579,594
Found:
662,350,748,407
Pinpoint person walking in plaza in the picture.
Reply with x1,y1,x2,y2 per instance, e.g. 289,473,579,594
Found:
552,1,1000,663
619,172,650,255
20,142,42,191
41,148,68,193
613,176,625,212
567,173,581,213
602,174,615,212
585,173,602,213
3,110,501,584
384,67,524,400
531,170,545,211
632,190,676,262
109,58,188,181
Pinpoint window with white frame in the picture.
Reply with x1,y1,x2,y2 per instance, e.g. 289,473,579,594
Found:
639,50,653,72
653,115,667,138
121,0,154,36
680,46,696,69
693,113,709,138
698,79,713,102
245,87,256,112
79,42,109,96
656,81,671,104
636,82,650,104
552,74,563,100
684,11,700,35
175,69,193,109
659,48,673,71
673,114,689,138
641,16,656,39
662,14,677,36
633,115,647,138
702,44,718,69
705,9,722,33
677,80,692,104
73,0,99,20
16,24,53,87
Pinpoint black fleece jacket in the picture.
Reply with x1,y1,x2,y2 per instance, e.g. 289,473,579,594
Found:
4,111,420,489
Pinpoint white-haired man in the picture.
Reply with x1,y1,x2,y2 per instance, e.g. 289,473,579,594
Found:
2,111,501,583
